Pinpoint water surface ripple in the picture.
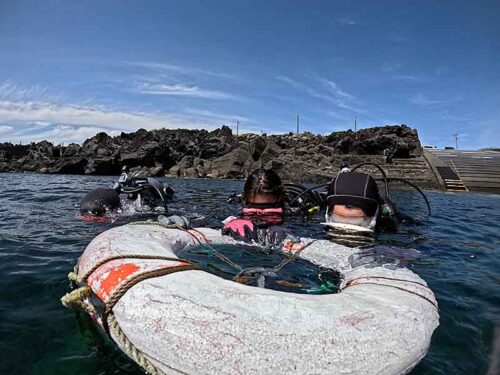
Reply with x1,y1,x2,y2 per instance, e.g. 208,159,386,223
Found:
0,174,499,374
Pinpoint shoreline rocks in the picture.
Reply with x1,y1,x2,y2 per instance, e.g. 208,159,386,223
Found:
0,124,440,188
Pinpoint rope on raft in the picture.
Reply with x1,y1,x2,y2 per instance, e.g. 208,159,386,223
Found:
128,220,314,286
63,247,201,374
62,220,437,374
62,220,211,375
62,261,198,375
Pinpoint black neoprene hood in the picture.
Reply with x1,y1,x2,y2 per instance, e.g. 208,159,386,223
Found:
327,172,381,216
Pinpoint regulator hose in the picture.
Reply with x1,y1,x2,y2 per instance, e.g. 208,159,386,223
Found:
284,183,324,207
286,183,329,209
121,184,166,203
375,177,431,217
287,161,391,209
351,162,390,198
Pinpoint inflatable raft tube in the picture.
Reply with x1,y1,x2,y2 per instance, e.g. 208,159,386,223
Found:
64,224,439,375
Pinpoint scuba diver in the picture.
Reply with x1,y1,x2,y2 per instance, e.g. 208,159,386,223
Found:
322,170,383,247
152,169,295,247
79,166,174,218
226,179,324,218
287,162,430,227
282,161,431,246
222,169,297,248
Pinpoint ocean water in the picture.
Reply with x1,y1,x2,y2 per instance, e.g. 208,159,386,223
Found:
179,243,342,294
0,173,499,374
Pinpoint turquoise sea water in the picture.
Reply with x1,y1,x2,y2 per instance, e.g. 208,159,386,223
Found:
179,243,342,294
0,173,499,374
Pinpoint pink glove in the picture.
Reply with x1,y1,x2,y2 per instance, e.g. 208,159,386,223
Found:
222,218,257,241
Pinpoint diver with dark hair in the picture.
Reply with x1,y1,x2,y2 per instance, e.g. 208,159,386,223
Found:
227,178,324,218
222,169,297,248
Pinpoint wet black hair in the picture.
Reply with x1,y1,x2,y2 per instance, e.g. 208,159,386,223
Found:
243,169,285,208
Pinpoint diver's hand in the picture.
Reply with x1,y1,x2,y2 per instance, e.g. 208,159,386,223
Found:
263,226,298,248
158,215,191,228
265,226,288,246
222,218,258,242
226,193,243,204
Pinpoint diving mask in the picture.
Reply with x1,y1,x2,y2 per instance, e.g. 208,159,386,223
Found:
324,205,378,232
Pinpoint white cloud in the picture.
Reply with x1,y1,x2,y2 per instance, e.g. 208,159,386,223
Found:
120,60,237,80
0,125,13,134
184,108,253,124
0,99,255,144
336,17,358,26
276,75,365,113
275,76,303,90
0,100,170,131
411,93,462,106
318,78,353,99
137,82,235,100
390,35,410,43
380,63,422,82
0,81,63,102
120,61,239,100
389,74,419,81
30,125,122,145
0,100,208,143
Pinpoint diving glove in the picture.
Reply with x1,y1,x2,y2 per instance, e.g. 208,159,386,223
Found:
158,215,191,228
222,218,259,242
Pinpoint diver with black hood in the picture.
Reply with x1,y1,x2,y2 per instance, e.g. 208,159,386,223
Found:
79,166,175,219
322,170,383,247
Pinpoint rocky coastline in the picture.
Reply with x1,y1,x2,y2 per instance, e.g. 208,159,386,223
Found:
0,124,440,188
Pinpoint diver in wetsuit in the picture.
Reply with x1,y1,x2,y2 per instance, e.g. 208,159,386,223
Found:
79,166,174,217
222,169,296,248
322,171,382,247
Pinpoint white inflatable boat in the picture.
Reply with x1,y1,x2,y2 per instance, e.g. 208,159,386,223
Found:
62,223,439,375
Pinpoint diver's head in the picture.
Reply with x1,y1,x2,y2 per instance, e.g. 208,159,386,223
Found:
242,169,285,223
325,172,381,231
243,169,284,208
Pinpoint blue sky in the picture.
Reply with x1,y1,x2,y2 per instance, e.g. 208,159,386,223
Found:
0,0,498,149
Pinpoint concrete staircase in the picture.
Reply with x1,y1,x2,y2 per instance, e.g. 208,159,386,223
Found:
427,150,500,194
347,156,440,190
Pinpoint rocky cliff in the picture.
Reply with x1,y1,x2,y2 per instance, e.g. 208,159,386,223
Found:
0,124,438,187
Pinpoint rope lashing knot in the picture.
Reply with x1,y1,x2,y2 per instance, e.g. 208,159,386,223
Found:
60,285,95,314
68,271,79,282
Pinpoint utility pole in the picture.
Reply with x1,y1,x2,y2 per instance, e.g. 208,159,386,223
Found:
453,133,459,150
354,115,357,132
296,114,300,134
236,121,239,136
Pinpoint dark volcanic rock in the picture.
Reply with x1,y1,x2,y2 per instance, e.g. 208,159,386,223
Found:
0,124,435,187
63,143,81,157
211,147,251,178
49,157,87,174
0,142,30,160
325,125,421,157
85,157,119,175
